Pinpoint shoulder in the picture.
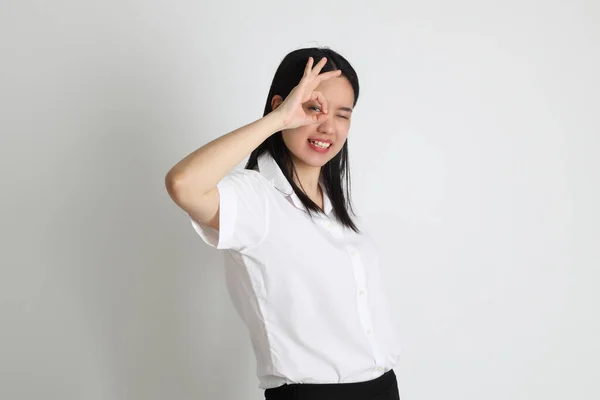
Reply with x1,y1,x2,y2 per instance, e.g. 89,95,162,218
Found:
220,168,274,195
225,168,269,185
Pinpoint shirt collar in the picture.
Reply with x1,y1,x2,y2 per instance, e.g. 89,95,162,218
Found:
257,152,333,216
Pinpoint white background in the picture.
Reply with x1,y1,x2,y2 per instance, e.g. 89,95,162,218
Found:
1,1,598,399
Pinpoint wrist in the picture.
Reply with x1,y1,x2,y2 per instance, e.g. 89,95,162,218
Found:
265,109,287,132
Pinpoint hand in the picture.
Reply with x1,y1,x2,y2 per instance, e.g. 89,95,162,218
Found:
273,57,342,130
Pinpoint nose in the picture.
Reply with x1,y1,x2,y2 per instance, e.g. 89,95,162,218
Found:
317,113,336,135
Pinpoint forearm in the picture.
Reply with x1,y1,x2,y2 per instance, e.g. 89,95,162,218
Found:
165,111,284,195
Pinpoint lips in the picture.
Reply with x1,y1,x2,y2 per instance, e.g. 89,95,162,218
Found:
307,139,332,152
308,138,333,144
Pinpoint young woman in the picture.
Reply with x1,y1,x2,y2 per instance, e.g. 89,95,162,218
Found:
165,47,401,400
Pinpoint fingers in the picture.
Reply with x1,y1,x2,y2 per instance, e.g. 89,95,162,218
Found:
309,90,329,114
303,57,314,77
311,56,328,76
304,57,342,81
317,69,342,82
304,90,330,125
300,57,342,97
303,56,329,76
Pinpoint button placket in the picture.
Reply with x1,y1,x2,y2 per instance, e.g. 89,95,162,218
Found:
348,245,387,371
324,219,343,240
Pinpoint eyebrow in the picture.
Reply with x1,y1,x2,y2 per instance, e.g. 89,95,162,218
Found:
338,106,353,113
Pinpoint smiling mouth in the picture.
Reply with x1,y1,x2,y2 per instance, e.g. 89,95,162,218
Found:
307,139,332,149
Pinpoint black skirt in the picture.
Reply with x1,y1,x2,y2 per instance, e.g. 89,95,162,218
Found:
264,369,400,400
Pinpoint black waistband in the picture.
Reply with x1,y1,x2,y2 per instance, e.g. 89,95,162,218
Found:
265,369,397,399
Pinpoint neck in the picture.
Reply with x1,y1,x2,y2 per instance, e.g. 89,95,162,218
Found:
289,157,321,197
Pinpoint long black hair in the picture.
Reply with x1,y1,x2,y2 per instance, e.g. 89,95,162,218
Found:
245,46,361,233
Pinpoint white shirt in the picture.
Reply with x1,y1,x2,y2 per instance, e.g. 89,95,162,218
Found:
189,152,401,390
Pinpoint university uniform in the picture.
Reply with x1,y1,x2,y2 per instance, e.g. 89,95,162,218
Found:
189,152,401,399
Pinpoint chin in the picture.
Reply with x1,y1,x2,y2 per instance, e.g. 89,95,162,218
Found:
301,149,337,167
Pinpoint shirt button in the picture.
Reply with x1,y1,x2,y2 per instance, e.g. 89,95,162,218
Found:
350,250,356,256
359,290,365,295
327,222,332,229
377,366,384,372
366,329,371,335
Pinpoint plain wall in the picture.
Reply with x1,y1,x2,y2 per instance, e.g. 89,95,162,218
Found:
1,1,598,399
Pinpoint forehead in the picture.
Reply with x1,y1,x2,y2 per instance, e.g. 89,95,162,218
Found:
315,76,354,106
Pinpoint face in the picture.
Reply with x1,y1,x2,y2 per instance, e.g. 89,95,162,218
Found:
274,75,354,170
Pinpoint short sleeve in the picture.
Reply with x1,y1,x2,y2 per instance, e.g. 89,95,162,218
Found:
189,168,269,252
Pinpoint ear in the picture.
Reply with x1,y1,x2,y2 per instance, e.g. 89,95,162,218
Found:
271,95,283,111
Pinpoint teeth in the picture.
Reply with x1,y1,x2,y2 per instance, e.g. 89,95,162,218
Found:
309,139,331,148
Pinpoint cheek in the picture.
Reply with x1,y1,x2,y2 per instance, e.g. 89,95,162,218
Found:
282,127,310,146
337,130,349,144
